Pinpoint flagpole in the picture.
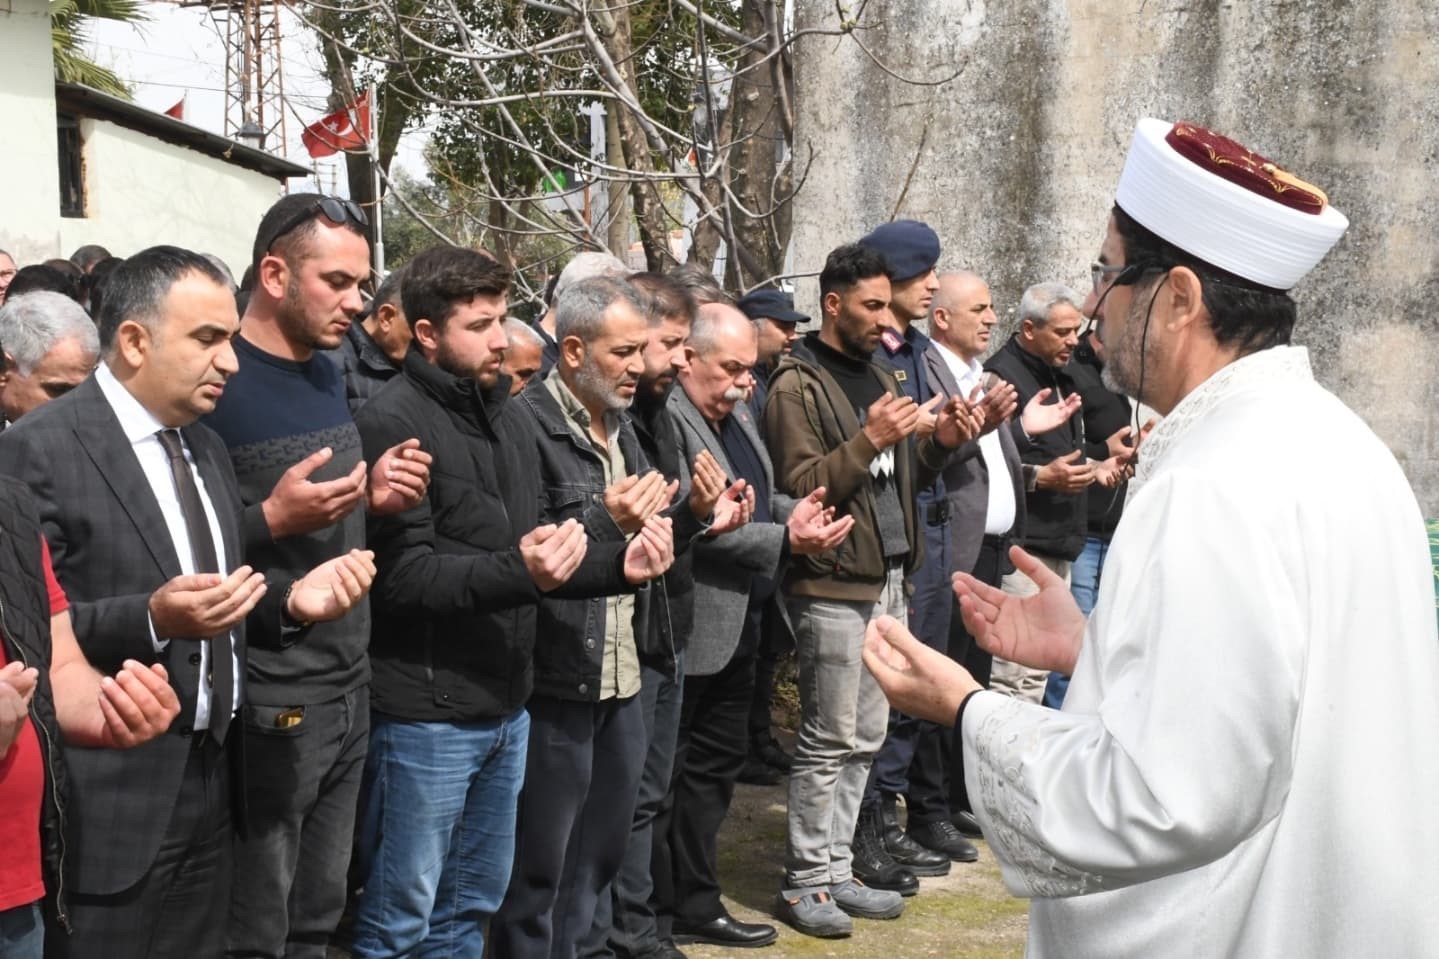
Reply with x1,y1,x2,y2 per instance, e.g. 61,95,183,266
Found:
370,89,385,277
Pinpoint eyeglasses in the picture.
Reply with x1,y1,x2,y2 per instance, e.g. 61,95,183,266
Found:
259,195,368,256
1093,260,1171,293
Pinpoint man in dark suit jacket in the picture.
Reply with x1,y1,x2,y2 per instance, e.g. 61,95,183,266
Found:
0,246,375,959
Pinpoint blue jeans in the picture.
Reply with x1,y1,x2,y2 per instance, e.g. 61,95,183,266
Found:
0,901,43,959
1045,537,1110,709
350,709,530,959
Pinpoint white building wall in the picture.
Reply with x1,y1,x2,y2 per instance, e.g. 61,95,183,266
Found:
0,0,64,261
60,120,285,279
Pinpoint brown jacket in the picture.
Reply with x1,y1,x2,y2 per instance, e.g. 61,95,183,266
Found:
762,337,950,602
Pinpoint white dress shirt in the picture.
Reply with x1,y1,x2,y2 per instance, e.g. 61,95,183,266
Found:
96,363,241,729
933,341,1015,536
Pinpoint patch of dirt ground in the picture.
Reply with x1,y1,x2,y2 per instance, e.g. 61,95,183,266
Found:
694,779,1028,959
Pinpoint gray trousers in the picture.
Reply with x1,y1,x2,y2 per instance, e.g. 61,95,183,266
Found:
783,567,907,888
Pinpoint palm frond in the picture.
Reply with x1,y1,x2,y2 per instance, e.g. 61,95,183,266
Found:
50,0,149,100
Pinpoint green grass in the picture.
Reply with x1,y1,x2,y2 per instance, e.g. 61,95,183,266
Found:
688,786,1028,959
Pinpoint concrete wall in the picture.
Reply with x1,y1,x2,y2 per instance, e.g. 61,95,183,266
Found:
0,0,64,260
59,119,284,279
790,0,1439,510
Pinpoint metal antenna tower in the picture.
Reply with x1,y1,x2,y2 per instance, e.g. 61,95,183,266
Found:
198,0,289,154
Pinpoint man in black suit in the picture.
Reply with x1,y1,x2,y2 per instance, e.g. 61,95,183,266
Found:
0,246,375,959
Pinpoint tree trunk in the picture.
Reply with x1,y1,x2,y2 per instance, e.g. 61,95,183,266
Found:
724,0,792,291
588,4,678,272
605,105,629,257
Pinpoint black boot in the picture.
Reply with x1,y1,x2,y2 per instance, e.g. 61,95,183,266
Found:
851,802,920,895
877,795,950,876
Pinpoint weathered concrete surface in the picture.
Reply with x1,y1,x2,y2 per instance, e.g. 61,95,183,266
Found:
790,0,1439,510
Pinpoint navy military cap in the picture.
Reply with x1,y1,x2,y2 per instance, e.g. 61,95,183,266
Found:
859,219,941,282
737,288,808,325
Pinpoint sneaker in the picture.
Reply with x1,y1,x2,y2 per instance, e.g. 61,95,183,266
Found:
828,878,904,920
775,887,853,938
909,818,979,863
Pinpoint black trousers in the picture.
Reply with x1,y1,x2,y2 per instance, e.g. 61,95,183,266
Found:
946,537,1005,815
666,628,758,925
866,517,953,823
492,694,646,959
52,734,233,959
744,602,792,744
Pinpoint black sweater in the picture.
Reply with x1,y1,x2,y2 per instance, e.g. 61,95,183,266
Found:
984,335,1087,561
356,353,629,721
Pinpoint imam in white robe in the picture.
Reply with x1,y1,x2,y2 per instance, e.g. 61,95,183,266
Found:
961,345,1439,957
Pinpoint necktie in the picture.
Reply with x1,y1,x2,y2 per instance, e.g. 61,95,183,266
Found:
157,429,234,740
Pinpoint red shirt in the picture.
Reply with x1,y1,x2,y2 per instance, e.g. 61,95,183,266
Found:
0,539,69,911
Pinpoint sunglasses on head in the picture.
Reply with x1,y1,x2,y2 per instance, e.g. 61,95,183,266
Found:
260,196,368,256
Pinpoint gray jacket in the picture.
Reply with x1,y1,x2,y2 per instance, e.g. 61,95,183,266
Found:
922,343,1026,576
668,387,796,677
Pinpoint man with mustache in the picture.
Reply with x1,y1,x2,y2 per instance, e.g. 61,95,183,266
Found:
494,275,677,959
663,302,853,952
201,194,431,958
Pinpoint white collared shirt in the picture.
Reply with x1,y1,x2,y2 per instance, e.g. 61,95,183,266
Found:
95,363,241,728
933,341,1016,536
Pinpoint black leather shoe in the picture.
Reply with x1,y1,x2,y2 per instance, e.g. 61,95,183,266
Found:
877,798,950,876
737,756,785,786
753,735,795,772
636,941,689,959
672,913,778,948
909,818,979,862
852,804,921,895
951,809,983,838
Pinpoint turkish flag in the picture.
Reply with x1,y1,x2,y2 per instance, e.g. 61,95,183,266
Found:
164,97,185,120
301,91,370,159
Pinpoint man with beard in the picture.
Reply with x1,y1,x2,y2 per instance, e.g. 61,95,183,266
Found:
864,118,1439,957
202,194,432,958
494,276,677,959
351,246,662,957
584,271,749,959
764,244,977,937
